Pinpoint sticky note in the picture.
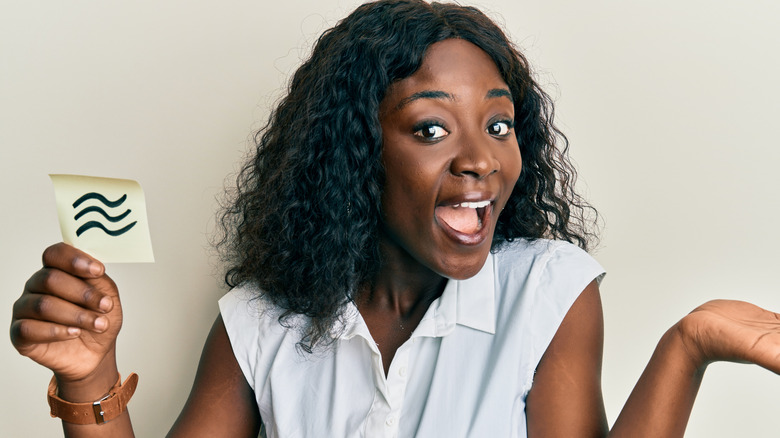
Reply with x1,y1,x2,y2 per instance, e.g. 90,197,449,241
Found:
50,174,155,263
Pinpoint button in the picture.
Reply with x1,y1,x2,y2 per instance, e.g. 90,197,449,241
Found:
386,415,396,426
398,366,407,378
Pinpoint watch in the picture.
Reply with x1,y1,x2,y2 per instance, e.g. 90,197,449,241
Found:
48,373,139,425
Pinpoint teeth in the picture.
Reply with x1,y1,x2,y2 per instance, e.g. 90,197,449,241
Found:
453,200,491,209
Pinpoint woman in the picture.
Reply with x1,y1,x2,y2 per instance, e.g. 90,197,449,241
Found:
11,1,780,437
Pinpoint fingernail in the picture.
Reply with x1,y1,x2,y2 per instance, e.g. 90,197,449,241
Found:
94,316,108,331
89,262,103,276
99,297,112,312
74,257,90,272
67,327,81,336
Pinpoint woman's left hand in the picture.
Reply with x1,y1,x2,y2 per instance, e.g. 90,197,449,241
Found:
678,299,780,373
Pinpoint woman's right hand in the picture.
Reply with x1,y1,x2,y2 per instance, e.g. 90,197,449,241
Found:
10,243,123,384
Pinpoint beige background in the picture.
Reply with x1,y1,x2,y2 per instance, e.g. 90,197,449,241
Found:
2,0,778,436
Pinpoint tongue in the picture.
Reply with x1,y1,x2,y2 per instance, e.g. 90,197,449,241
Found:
436,206,480,234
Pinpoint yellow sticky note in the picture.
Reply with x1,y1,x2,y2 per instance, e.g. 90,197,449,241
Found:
50,174,155,263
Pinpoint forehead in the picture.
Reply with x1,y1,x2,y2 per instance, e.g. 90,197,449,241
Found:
382,39,509,107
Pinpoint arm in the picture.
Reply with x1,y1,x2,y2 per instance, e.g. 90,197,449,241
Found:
11,244,260,437
610,300,780,437
168,315,261,437
525,279,609,437
11,243,133,437
607,320,703,436
526,281,780,438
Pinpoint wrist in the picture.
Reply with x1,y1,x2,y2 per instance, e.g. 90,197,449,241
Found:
667,314,712,374
55,354,119,403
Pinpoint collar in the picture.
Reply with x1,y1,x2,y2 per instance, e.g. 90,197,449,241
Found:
455,252,496,334
340,252,496,344
426,251,496,336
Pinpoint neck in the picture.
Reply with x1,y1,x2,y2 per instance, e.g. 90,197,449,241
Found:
356,232,447,318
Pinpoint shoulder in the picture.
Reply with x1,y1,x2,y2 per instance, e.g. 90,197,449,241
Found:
488,239,605,388
491,238,604,290
219,283,278,321
218,284,303,392
218,284,286,337
492,238,597,264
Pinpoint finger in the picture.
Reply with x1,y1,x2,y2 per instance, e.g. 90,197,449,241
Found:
13,292,111,333
42,242,104,279
10,318,81,350
24,268,113,313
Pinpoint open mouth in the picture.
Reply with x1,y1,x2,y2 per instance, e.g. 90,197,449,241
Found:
434,200,491,235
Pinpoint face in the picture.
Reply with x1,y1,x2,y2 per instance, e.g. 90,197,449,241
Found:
378,39,522,280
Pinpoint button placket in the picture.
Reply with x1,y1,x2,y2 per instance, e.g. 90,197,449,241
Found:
382,341,413,436
362,334,395,437
386,345,411,403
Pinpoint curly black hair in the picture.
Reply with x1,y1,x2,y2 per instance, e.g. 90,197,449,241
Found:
218,0,598,351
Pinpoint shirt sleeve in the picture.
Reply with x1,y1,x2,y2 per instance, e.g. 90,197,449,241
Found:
218,286,262,391
526,241,605,388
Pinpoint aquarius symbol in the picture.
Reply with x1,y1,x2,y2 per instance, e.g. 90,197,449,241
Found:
73,192,128,209
74,206,132,222
76,220,137,237
72,192,137,237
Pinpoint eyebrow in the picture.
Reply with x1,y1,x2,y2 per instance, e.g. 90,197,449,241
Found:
394,88,513,111
395,90,453,111
486,88,513,102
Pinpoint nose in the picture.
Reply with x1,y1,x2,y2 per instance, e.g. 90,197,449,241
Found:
449,133,501,179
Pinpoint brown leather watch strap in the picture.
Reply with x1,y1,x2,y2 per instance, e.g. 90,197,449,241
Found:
48,373,139,425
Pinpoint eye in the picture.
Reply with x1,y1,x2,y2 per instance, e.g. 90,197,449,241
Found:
486,120,513,137
413,123,449,141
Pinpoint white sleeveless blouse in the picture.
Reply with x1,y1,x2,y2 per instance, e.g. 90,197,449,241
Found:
219,239,605,438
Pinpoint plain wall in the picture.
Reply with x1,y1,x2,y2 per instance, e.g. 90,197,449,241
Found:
2,0,778,436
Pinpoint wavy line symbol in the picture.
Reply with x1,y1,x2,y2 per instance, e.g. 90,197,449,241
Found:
73,192,128,209
72,192,137,237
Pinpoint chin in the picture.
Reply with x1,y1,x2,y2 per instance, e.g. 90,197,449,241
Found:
437,251,491,280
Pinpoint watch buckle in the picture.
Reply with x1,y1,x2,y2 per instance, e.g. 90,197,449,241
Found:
92,393,112,424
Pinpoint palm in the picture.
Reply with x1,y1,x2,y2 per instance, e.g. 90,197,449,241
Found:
687,300,780,374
